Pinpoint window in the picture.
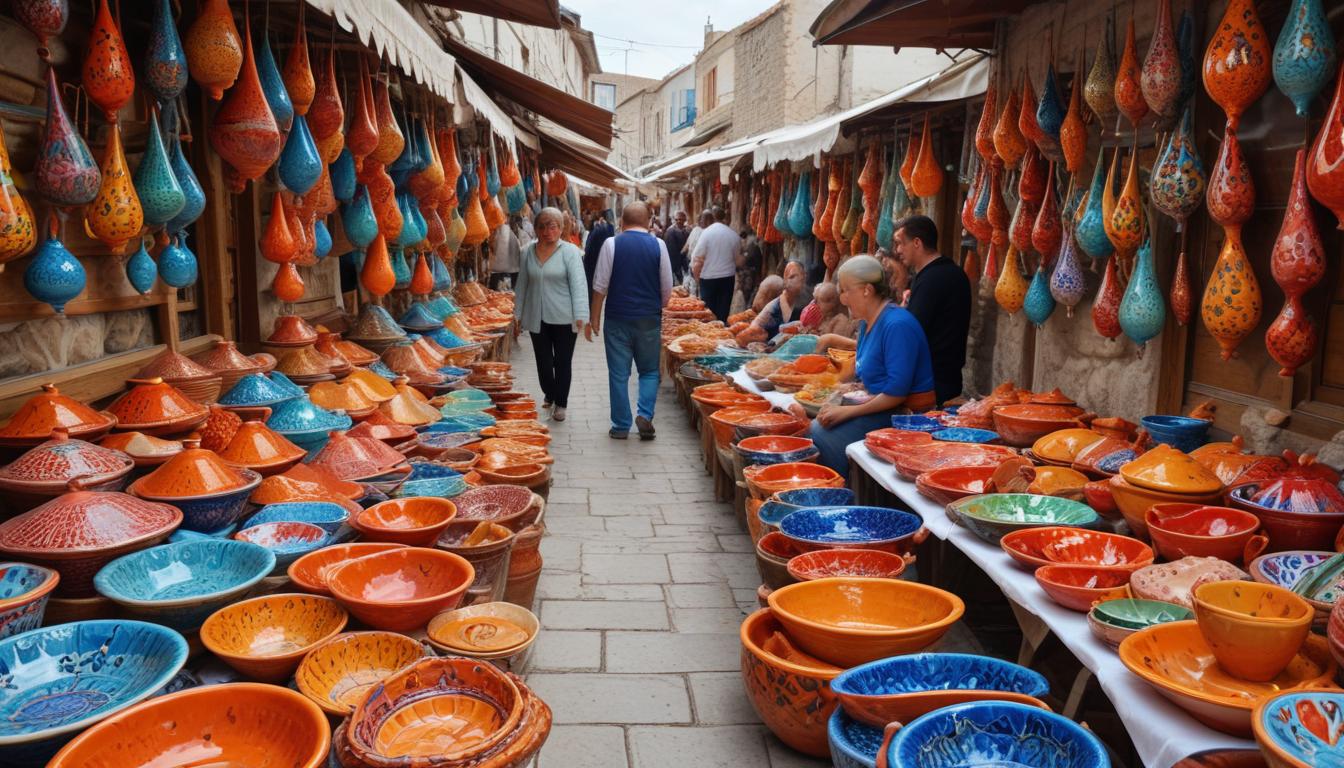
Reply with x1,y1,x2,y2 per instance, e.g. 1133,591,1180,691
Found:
592,82,616,111
670,88,695,131
703,68,718,112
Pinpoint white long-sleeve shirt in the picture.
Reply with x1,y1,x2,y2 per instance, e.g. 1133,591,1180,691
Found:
591,228,673,306
690,222,741,280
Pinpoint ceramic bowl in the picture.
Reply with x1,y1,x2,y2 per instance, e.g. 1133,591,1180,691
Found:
326,547,474,631
1129,556,1251,610
200,592,349,682
889,414,942,432
0,620,188,766
452,485,540,532
707,404,774,448
735,435,819,466
914,465,996,506
743,462,845,500
93,539,275,631
295,631,427,717
990,403,1087,447
233,521,330,573
1227,483,1344,552
828,708,884,768
756,532,804,590
1253,690,1344,768
1108,475,1225,541
732,411,810,443
426,601,539,657
758,490,856,530
0,562,58,638
999,526,1154,572
931,427,999,444
885,701,1110,768
865,428,935,453
243,501,350,537
779,506,925,555
786,549,909,582
740,608,842,758
1034,564,1131,612
1192,581,1314,682
1031,428,1106,466
830,653,1050,728
767,577,964,667
393,461,469,499
1087,599,1193,648
947,493,1099,545
1248,550,1337,628
1143,414,1213,453
353,497,458,546
130,469,263,533
892,443,1018,481
287,542,408,596
1146,503,1266,564
1119,620,1336,736
46,683,330,768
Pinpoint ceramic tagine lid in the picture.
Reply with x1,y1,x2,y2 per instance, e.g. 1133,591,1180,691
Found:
1190,436,1288,487
0,480,182,555
218,372,297,408
381,341,446,385
399,301,445,332
217,415,306,473
344,368,398,403
309,431,408,481
346,410,417,444
275,345,339,382
129,438,256,498
1028,387,1077,406
1247,453,1344,514
265,395,353,435
329,335,379,367
346,304,409,346
100,431,184,466
308,381,377,418
1119,444,1223,495
0,429,134,490
106,377,210,431
0,384,117,444
380,378,442,426
1032,428,1105,464
266,314,320,348
193,339,264,377
135,348,219,383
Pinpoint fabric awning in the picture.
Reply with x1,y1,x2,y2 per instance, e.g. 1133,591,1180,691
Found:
420,0,561,29
809,0,1038,48
303,0,456,104
444,37,615,149
455,65,517,151
640,139,761,183
537,124,635,191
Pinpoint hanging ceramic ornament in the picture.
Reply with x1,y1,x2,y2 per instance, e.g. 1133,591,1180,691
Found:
279,115,323,195
1201,228,1262,360
1050,227,1086,317
1202,0,1271,128
1119,236,1166,350
984,239,1003,283
1019,74,1045,151
964,248,980,296
347,59,379,165
1108,144,1145,256
271,260,304,302
987,164,1011,244
332,149,357,203
410,122,444,205
1207,123,1255,227
1092,256,1124,339
1266,149,1326,376
308,165,336,217
260,193,296,264
313,219,332,260
423,203,446,248
158,234,198,288
1085,18,1117,121
361,234,394,297
126,239,155,294
209,12,282,192
994,82,1027,169
145,0,188,102
1149,106,1206,229
35,66,99,208
485,142,501,197
283,9,315,116
461,192,488,249
1023,263,1056,327
959,164,984,245
444,205,466,255
12,0,67,55
440,128,461,194
134,111,186,228
789,170,814,236
975,85,997,162
25,216,84,314
1140,0,1181,124
891,156,912,219
1115,18,1149,129
370,73,405,167
0,121,37,268
343,184,378,250
390,248,411,290
1170,247,1194,326
184,0,242,100
164,109,205,235
1273,0,1335,118
1018,145,1047,203
1059,66,1086,175
910,116,942,199
85,121,142,253
256,34,294,133
1306,59,1344,227
430,251,452,292
994,245,1027,314
1176,11,1198,115
1031,165,1062,261
1009,196,1039,253
968,164,994,245
1035,64,1065,151
410,252,433,296
310,46,345,143
83,0,135,119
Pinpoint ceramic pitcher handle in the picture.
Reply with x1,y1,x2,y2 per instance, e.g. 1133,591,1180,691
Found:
911,527,931,547
874,721,904,768
1244,533,1269,564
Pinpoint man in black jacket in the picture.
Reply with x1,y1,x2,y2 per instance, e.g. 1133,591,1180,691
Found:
894,215,971,405
663,211,690,283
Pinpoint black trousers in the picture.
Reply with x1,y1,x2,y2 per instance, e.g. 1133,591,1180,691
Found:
700,275,735,323
530,322,578,408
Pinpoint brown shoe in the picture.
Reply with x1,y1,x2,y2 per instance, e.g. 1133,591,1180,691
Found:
635,416,655,440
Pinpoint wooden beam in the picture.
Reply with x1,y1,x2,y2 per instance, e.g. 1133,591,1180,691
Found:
192,87,237,340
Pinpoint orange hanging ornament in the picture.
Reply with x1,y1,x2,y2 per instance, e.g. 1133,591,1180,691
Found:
83,0,135,119
283,6,315,116
260,192,296,264
347,58,379,164
1115,18,1149,128
84,121,142,254
910,115,942,199
898,127,917,192
975,85,997,162
361,234,395,297
410,252,434,295
271,260,304,302
369,72,404,166
993,80,1027,168
184,0,241,100
308,45,344,141
1018,74,1045,150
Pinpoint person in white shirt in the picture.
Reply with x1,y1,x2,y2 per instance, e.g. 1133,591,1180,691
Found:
683,211,710,274
489,215,523,290
690,206,742,322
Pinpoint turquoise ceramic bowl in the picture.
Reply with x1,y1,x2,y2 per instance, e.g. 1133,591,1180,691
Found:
0,562,59,640
1092,598,1193,630
948,493,1099,544
1254,690,1344,767
93,540,275,632
244,502,351,536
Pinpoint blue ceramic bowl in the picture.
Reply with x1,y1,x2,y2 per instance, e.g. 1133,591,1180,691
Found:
891,414,943,433
93,540,275,632
134,471,262,532
393,461,468,499
434,413,496,432
217,373,296,408
244,502,351,536
932,427,1000,444
167,522,238,544
1141,415,1211,454
779,506,924,551
266,371,307,399
832,653,1049,702
1254,691,1344,767
759,488,859,528
828,708,883,768
0,620,187,766
887,701,1110,768
0,563,58,640
233,521,329,572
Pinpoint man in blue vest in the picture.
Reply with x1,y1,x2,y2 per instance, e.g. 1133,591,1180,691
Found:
586,201,674,440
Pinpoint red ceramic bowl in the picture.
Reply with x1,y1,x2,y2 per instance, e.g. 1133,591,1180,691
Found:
1034,565,1132,612
352,497,458,546
1038,529,1155,572
708,404,773,448
1146,503,1266,564
1225,485,1344,553
736,435,816,455
287,543,408,596
914,466,996,506
326,547,475,632
743,462,844,499
786,549,909,582
865,428,935,451
990,404,1086,448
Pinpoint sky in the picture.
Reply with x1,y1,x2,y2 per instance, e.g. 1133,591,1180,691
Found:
565,0,770,81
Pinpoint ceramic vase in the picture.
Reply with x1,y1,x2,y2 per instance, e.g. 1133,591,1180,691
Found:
1267,149,1327,376
1059,69,1086,175
158,234,198,288
25,219,84,314
1076,149,1114,262
1116,18,1149,128
0,121,37,268
145,0,188,102
126,240,156,295
391,248,411,290
1273,0,1336,117
260,193,296,264
1031,165,1062,260
994,245,1027,314
1207,123,1255,227
1024,263,1056,327
1149,107,1206,229
208,12,282,192
1202,0,1271,127
1119,236,1166,349
310,47,344,143
1200,228,1262,360
1085,19,1117,121
35,66,99,208
82,0,134,119
279,115,322,196
85,121,142,253
1050,228,1087,318
12,0,67,52
361,234,395,297
134,111,186,227
184,0,242,100
1306,59,1344,227
994,84,1027,168
1093,256,1123,339
1141,0,1181,123
976,86,997,161
272,261,304,303
256,34,294,132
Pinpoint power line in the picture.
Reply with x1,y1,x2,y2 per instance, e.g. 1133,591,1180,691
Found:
591,31,703,50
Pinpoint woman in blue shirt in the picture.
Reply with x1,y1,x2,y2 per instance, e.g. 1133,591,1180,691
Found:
808,255,936,475
514,207,589,422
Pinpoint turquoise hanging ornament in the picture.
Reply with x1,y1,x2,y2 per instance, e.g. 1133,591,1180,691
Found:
1023,262,1056,327
391,247,411,290
1272,0,1336,117
506,183,526,215
331,149,356,202
134,109,186,227
257,34,294,132
1118,236,1166,350
395,193,420,248
774,174,793,235
25,217,85,314
126,239,156,294
162,105,205,234
343,184,377,248
145,0,188,102
313,218,331,260
789,170,814,237
1036,64,1065,147
278,114,322,195
1075,149,1114,262
1049,228,1087,318
158,234,198,288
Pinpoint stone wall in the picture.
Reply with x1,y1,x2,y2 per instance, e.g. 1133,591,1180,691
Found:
0,310,156,379
732,9,787,140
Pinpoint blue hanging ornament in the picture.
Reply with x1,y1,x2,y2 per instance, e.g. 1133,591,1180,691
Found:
395,193,419,248
506,183,526,214
25,218,85,314
1118,236,1166,349
788,170,814,237
486,144,501,197
430,252,452,293
145,0,188,102
278,114,322,195
391,248,411,289
1036,64,1065,145
126,240,156,294
162,108,205,234
343,184,377,249
1023,263,1056,327
331,149,356,202
1075,149,1114,262
135,110,186,227
257,34,294,132
1272,0,1336,118
313,218,332,260
158,234,198,288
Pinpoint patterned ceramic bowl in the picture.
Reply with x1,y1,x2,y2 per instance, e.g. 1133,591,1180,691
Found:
830,653,1049,729
200,593,349,683
233,521,330,573
0,562,59,639
885,701,1110,767
294,631,428,717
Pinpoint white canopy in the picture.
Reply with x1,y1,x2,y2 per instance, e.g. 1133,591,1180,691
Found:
304,0,457,104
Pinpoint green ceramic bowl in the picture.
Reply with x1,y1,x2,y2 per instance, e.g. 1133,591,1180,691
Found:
1092,598,1193,630
948,494,1099,544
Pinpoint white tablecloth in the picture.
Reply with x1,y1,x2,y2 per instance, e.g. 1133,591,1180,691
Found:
729,368,799,411
844,443,1252,767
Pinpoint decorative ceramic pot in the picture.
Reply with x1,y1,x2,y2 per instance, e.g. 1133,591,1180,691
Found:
0,430,133,511
107,377,209,436
1202,0,1272,126
0,384,115,447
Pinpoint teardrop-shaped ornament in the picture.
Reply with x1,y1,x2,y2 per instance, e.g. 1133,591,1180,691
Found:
1207,122,1256,227
410,252,434,296
1035,64,1065,149
370,74,405,167
36,66,100,208
256,34,294,132
208,12,282,192
1149,107,1206,229
1108,144,1145,255
1116,18,1149,128
1202,0,1272,127
158,234,198,288
1267,149,1326,376
1076,149,1115,261
164,111,205,235
1141,0,1181,123
145,0,188,102
0,121,37,267
1092,256,1124,339
134,111,186,227
13,0,68,54
975,86,998,162
83,0,135,119
1031,165,1063,261
1119,237,1166,349
969,164,993,245
279,114,323,195
1306,58,1344,227
1019,75,1045,151
1010,196,1039,253
85,121,142,253
361,234,395,298
1085,22,1117,121
898,128,917,191
25,217,85,314
994,84,1027,169
309,46,345,141
1059,68,1087,175
994,245,1028,314
1024,264,1056,327
184,0,242,100
1273,0,1336,118
313,219,332,261
960,164,985,244
390,248,411,291
1018,144,1048,203
271,260,304,303
347,59,379,164
282,13,315,116
1050,227,1086,317
343,184,379,249
261,193,297,264
1200,227,1262,360
126,239,156,294
987,164,1011,244
1170,246,1194,326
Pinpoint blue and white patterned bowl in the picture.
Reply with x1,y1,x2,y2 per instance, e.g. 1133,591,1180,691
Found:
758,487,858,529
93,540,275,632
831,653,1049,721
828,708,883,768
1248,550,1334,591
779,506,924,552
932,428,1000,444
0,563,58,640
244,502,350,536
891,414,943,433
167,522,239,544
1141,415,1211,454
887,701,1110,768
1254,691,1344,768
0,620,187,767
233,521,329,572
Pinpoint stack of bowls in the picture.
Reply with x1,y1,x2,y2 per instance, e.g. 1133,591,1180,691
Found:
740,608,842,758
1142,414,1212,453
294,631,427,717
426,601,540,672
1107,445,1225,539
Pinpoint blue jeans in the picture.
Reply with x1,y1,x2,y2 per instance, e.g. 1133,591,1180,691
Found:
809,410,897,478
604,315,662,432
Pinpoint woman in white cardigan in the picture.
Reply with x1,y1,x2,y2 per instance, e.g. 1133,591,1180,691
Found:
513,207,589,421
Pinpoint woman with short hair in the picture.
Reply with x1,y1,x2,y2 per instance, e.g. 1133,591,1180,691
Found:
513,207,589,422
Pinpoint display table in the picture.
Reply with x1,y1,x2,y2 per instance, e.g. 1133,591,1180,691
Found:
728,369,801,411
845,443,1253,768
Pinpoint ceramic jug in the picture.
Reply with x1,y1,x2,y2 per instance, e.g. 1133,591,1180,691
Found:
1267,149,1326,376
1140,0,1180,122
1024,263,1056,327
184,0,242,100
126,239,156,294
1149,107,1206,229
976,86,997,161
1273,0,1335,118
164,107,206,235
12,0,67,54
279,115,322,196
1306,58,1344,227
1207,123,1255,227
85,120,142,253
361,234,395,297
0,121,37,267
282,15,314,116
1031,166,1062,260
272,260,304,303
1092,255,1123,340
1202,0,1271,126
158,234,198,288
994,245,1027,314
256,34,294,132
1085,19,1117,121
82,0,134,119
1170,247,1193,326
1059,69,1086,175
994,84,1026,169
1201,228,1262,360
1076,150,1114,262
1050,227,1086,317
134,112,186,227
1116,18,1148,128
25,217,85,314
1119,236,1166,349
35,66,99,208
208,13,282,192
145,0,188,102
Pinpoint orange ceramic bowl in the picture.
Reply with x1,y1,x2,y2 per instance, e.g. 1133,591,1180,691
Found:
326,547,475,632
46,683,330,768
915,465,996,506
200,593,349,683
766,577,964,667
865,428,935,451
1192,581,1314,683
990,403,1086,447
295,631,428,717
743,462,844,500
786,549,909,582
740,608,841,758
708,404,773,448
999,527,1153,572
353,497,458,546
1146,503,1266,564
287,542,408,596
1034,565,1131,612
1109,475,1223,540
